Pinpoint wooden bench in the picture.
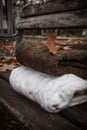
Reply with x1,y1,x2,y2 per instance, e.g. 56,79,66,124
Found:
16,0,87,79
0,0,87,129
0,71,87,130
18,0,87,29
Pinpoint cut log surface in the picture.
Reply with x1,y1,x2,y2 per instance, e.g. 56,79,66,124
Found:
21,0,87,17
16,37,87,79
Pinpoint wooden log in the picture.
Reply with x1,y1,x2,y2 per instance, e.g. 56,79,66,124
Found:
16,38,87,79
18,9,87,29
21,0,87,18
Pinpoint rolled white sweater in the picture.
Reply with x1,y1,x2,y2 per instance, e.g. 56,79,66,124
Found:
9,66,87,113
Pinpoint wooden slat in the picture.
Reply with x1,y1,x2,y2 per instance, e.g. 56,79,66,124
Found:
0,102,29,130
0,71,11,82
18,9,87,29
1,72,87,129
0,77,80,130
21,0,87,18
60,103,87,129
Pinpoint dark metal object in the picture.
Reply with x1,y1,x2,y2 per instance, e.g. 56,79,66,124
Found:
0,0,23,44
0,0,3,34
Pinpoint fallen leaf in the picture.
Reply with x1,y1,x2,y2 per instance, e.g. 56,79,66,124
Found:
46,30,57,43
42,30,62,54
0,63,16,71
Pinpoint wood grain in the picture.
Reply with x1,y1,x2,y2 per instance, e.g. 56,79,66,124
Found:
21,0,87,17
16,38,87,79
18,9,87,29
0,77,80,130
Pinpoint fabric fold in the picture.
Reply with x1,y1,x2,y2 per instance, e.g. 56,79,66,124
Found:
9,66,87,113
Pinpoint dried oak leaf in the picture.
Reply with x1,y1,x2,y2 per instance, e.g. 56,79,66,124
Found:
0,56,20,72
42,30,62,54
0,63,16,71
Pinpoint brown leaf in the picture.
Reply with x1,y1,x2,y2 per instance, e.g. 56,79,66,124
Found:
0,63,16,71
46,30,57,42
42,30,62,54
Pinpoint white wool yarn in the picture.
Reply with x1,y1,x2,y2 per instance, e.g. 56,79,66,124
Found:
9,66,87,113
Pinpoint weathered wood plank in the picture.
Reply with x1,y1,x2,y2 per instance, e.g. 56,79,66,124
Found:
0,71,11,82
60,103,87,129
0,77,80,130
0,102,29,130
1,72,87,129
18,9,87,29
21,0,87,17
16,38,87,79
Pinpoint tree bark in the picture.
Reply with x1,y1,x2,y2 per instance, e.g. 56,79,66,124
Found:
16,37,87,79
